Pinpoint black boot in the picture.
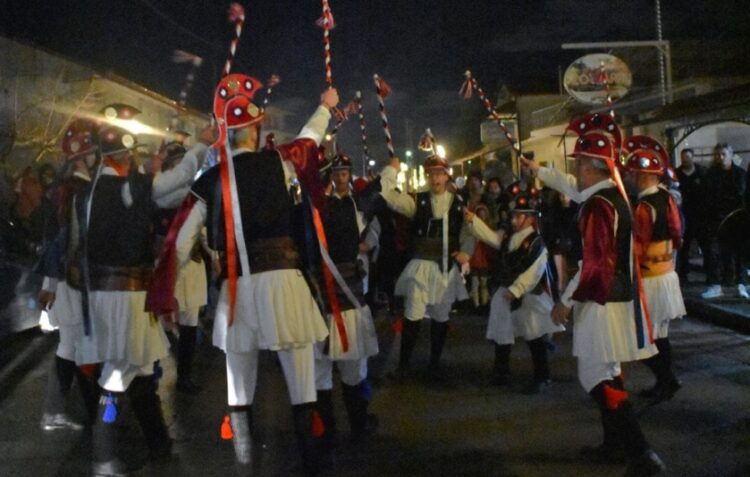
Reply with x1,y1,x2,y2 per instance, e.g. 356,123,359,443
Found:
91,392,127,477
341,380,378,442
428,320,449,372
228,406,253,465
291,403,333,477
581,381,628,464
41,356,83,431
614,399,666,475
492,344,511,385
127,376,172,463
176,325,202,394
523,337,551,394
398,318,421,371
76,365,100,425
316,390,338,453
641,338,681,403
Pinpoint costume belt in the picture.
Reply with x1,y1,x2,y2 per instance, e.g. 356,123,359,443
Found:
316,260,365,313
67,264,153,291
413,238,444,262
641,240,674,278
220,237,300,275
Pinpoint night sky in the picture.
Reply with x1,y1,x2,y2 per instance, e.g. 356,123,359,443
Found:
2,0,750,163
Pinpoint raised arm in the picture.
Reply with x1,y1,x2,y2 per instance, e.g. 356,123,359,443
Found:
464,209,505,249
378,163,416,218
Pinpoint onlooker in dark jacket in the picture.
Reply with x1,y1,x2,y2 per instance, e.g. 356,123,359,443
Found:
700,143,747,299
675,148,708,282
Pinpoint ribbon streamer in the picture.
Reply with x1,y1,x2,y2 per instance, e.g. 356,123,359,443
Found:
215,2,247,322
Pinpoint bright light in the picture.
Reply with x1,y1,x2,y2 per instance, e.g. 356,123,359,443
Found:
436,145,446,159
109,118,165,137
448,167,454,175
405,150,413,158
368,159,376,166
399,162,409,172
324,134,332,141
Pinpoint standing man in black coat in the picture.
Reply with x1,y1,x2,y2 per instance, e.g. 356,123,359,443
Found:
675,148,706,283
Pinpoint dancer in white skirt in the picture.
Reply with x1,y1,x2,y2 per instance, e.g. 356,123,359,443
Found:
67,103,212,477
36,118,101,431
622,142,686,403
465,180,564,393
310,153,379,444
379,154,474,376
549,113,665,475
149,74,338,475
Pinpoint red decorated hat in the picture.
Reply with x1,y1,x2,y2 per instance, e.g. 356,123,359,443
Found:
623,134,674,178
569,132,617,162
623,149,664,176
566,113,621,162
331,153,353,171
213,74,264,129
97,103,142,156
423,155,450,173
506,180,541,214
62,118,98,159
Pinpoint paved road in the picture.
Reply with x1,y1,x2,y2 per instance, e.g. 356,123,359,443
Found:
1,309,749,477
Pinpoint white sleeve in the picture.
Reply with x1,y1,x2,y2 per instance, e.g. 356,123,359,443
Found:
467,216,504,249
560,264,582,308
508,248,549,299
176,200,207,269
152,143,209,207
380,189,416,218
538,167,581,203
379,165,399,192
296,105,332,145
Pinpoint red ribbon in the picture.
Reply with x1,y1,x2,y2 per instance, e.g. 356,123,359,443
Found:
310,205,349,353
218,144,240,326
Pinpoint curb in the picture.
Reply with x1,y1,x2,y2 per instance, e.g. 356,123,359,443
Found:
684,297,750,335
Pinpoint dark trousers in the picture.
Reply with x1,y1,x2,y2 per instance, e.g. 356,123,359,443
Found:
676,214,709,279
704,228,746,286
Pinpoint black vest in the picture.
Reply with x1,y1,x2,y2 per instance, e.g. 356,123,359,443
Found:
324,194,360,265
590,187,633,302
411,191,464,254
493,231,545,289
78,174,155,268
191,150,294,251
639,188,671,242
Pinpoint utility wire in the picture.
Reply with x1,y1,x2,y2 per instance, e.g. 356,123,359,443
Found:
135,0,223,51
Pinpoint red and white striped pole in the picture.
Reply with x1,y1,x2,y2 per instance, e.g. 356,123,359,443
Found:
223,3,245,77
321,0,333,86
460,70,521,157
373,74,395,159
